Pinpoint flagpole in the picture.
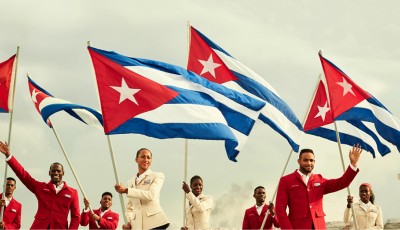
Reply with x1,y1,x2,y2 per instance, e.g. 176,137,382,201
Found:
319,52,359,230
333,121,359,230
183,139,188,227
1,47,19,221
181,21,191,228
87,41,127,225
260,75,321,230
106,135,128,224
50,121,99,227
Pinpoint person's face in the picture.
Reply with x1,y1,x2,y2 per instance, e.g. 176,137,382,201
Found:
136,150,152,171
100,194,112,210
190,178,203,197
298,152,315,174
359,185,371,204
253,188,266,204
5,180,16,196
49,164,64,184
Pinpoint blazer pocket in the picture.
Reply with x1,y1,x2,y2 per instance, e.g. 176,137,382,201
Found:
315,210,326,217
146,207,163,217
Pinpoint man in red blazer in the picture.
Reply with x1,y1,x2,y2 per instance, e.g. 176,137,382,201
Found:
242,186,279,229
80,192,119,229
0,141,80,229
276,145,362,229
0,177,22,229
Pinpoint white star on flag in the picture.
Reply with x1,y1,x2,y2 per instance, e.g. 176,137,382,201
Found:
314,101,330,121
110,78,141,105
198,54,221,78
31,89,40,103
337,77,355,96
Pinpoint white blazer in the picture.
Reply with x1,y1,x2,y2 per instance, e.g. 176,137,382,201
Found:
125,170,169,230
185,192,213,230
343,201,383,230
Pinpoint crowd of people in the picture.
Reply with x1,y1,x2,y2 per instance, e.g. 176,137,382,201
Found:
0,141,383,230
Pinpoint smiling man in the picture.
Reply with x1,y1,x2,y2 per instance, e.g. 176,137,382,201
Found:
275,145,363,229
0,177,22,229
80,192,119,229
0,141,80,229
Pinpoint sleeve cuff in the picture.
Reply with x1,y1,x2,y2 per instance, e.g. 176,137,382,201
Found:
5,154,12,161
349,164,357,171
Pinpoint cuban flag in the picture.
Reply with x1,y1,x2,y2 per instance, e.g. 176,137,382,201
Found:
0,55,16,113
28,76,103,129
88,47,266,162
304,78,390,158
187,26,303,152
310,52,400,156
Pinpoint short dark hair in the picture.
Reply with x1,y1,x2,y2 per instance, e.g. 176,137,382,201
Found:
190,175,203,185
102,192,113,198
49,162,64,171
136,148,152,158
6,177,16,183
299,149,314,159
253,186,265,194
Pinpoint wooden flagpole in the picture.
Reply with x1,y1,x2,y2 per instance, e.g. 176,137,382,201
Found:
1,47,19,221
181,21,192,228
50,121,99,227
259,75,322,229
106,135,128,224
87,41,127,224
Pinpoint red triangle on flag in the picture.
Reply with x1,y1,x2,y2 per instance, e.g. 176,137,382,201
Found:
304,79,334,131
188,26,237,84
319,53,371,118
89,49,179,133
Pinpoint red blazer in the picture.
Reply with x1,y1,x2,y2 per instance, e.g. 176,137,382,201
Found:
80,208,119,229
0,194,22,229
242,204,279,229
7,156,80,229
276,166,358,229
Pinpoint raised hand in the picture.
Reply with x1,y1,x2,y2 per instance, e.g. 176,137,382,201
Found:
349,144,362,167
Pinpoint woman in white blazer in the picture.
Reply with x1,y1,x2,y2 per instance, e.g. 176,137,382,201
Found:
181,175,213,230
343,183,383,230
115,148,169,230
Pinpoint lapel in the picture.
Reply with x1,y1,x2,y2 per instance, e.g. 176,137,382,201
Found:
46,181,57,194
293,170,307,186
136,169,152,185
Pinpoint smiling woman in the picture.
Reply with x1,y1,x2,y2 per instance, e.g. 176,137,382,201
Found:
344,183,384,230
181,175,213,230
114,148,169,230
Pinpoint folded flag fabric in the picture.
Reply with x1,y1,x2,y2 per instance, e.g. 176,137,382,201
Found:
314,53,400,155
28,76,103,129
187,26,303,152
304,78,390,157
88,46,265,161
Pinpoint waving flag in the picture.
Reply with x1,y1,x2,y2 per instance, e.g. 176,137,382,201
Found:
187,26,303,152
304,79,390,157
0,55,16,113
28,76,103,129
88,46,265,161
318,53,400,154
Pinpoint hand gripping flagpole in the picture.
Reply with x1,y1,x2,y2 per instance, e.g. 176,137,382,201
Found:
259,75,321,230
1,47,19,221
87,41,127,225
49,120,100,228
